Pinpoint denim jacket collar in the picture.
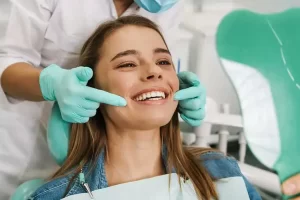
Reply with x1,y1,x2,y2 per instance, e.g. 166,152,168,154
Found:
66,145,172,196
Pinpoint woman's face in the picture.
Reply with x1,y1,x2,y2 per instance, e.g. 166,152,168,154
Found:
94,25,179,130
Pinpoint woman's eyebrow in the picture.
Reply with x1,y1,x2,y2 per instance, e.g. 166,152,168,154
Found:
154,48,170,55
110,48,170,62
111,50,139,61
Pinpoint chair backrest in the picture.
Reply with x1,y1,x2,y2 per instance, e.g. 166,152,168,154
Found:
216,8,300,198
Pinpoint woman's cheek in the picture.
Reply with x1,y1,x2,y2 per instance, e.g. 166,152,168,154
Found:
107,75,134,97
171,72,180,91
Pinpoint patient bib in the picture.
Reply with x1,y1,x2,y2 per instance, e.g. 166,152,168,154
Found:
62,173,250,200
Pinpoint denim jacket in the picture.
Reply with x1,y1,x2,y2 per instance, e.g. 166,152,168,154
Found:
29,150,262,200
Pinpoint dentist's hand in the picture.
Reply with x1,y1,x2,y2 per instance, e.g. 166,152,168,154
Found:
282,174,300,198
174,71,206,127
39,64,127,123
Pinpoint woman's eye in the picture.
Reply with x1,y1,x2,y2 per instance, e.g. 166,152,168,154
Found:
118,63,136,68
157,60,171,66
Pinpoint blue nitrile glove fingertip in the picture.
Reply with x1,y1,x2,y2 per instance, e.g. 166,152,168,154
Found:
174,90,185,101
85,67,93,76
118,98,127,106
192,80,200,86
81,67,93,80
173,93,181,101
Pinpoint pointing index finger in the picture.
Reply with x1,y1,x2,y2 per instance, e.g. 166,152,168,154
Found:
83,87,127,106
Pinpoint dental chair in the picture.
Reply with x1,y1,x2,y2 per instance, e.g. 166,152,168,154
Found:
216,8,300,199
11,103,69,200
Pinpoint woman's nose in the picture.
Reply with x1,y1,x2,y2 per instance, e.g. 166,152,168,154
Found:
142,63,163,81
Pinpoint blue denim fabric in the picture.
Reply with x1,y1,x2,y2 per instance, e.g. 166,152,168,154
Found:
29,150,262,200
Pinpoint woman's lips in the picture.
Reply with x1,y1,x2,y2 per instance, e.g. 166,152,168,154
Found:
133,97,169,105
131,87,170,100
130,87,172,105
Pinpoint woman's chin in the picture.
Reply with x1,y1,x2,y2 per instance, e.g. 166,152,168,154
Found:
127,101,177,129
132,114,173,129
104,101,177,130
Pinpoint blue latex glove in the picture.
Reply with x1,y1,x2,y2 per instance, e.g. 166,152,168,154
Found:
174,71,206,127
39,64,127,123
47,102,70,165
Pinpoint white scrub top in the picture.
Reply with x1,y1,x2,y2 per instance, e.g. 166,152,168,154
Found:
0,0,184,199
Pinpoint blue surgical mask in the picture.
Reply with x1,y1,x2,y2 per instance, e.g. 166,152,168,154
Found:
134,0,179,13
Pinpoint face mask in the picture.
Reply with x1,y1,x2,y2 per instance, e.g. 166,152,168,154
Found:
134,0,179,13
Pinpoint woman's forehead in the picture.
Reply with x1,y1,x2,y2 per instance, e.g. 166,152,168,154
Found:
101,25,167,56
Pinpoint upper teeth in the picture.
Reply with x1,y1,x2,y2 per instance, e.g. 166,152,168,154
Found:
135,91,166,101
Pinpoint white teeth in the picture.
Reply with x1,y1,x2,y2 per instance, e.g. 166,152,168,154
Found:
143,93,147,100
148,97,162,101
135,91,167,101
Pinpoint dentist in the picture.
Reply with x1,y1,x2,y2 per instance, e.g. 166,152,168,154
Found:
0,0,206,199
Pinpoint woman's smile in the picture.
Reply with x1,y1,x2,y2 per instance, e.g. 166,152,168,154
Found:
131,86,172,105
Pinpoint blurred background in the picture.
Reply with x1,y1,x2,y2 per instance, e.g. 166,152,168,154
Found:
1,0,300,199
182,0,300,116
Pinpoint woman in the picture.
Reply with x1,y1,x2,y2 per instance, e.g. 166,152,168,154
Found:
0,1,205,198
29,15,261,200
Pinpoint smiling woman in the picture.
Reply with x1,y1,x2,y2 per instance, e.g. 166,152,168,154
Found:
91,20,179,131
29,15,261,200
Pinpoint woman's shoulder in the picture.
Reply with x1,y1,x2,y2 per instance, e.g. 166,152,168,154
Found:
29,155,106,199
199,151,242,179
29,165,98,199
29,176,70,200
198,151,262,200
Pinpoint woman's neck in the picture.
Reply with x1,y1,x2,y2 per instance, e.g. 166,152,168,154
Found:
105,128,165,186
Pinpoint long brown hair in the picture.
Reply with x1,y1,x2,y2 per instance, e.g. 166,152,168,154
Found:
52,15,219,199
